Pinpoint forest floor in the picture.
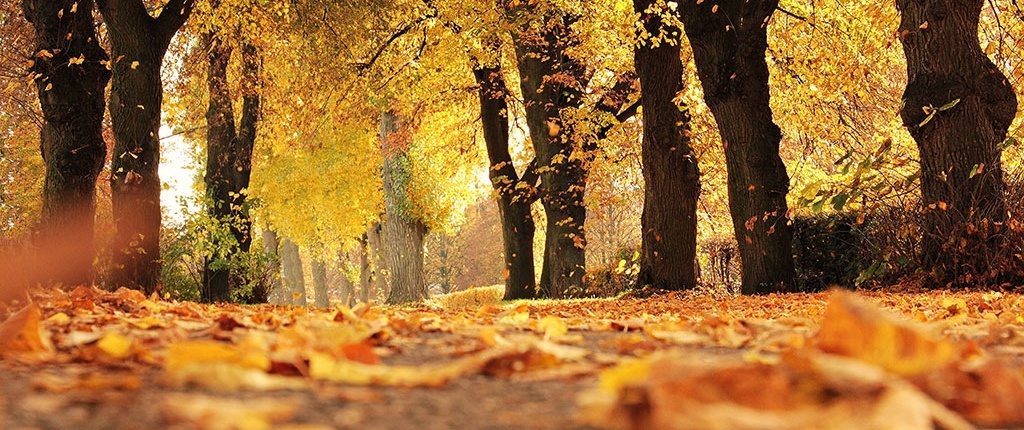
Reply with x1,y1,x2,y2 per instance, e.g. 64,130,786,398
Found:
2,285,1024,430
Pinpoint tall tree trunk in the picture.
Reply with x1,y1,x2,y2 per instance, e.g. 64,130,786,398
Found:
512,14,589,298
379,112,427,304
97,0,194,293
280,236,306,306
363,225,382,303
311,258,330,308
262,228,284,305
472,63,539,300
334,251,354,307
895,0,1017,285
200,32,261,303
679,0,796,294
22,0,111,286
633,0,701,291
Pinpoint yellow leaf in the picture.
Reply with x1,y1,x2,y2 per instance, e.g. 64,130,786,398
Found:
536,315,568,339
165,339,269,372
815,291,957,376
97,332,133,359
130,61,140,69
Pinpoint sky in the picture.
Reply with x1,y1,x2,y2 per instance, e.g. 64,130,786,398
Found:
159,126,197,224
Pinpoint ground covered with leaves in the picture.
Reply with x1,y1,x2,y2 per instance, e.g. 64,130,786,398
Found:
2,286,1024,430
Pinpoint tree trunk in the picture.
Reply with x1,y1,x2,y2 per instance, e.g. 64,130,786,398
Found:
679,0,796,294
262,228,284,305
22,0,111,286
200,32,260,303
511,14,589,298
379,112,428,304
472,64,538,300
333,252,354,307
311,258,330,308
280,236,306,306
895,0,1017,284
633,0,701,291
97,0,194,293
363,225,382,303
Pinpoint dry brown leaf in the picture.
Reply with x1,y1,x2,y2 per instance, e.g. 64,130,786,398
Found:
815,291,957,376
0,304,53,354
578,350,973,430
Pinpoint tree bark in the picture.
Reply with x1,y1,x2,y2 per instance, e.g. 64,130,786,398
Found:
280,236,306,306
472,63,538,300
200,32,261,303
262,228,284,305
379,112,428,304
362,224,382,303
22,0,111,286
311,258,330,308
895,0,1017,284
97,0,194,293
633,0,701,291
679,0,796,294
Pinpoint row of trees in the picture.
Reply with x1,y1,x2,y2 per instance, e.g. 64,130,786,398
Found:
6,0,1023,303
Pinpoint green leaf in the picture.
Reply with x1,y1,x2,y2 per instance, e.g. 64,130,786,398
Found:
831,192,851,211
936,98,960,111
812,197,826,213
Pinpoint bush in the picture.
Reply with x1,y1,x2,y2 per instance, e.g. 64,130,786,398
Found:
584,247,639,298
791,213,870,291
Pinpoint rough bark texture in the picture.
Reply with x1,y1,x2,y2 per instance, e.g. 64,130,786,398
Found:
895,0,1017,284
311,259,329,308
511,13,589,298
280,236,306,306
22,0,111,286
97,0,194,293
473,64,538,300
261,228,284,305
200,33,261,303
380,112,428,304
633,0,701,291
679,0,796,294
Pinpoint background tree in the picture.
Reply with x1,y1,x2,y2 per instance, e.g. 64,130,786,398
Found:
504,2,637,298
633,0,700,291
473,61,540,299
279,235,306,305
380,111,428,304
678,0,796,294
200,29,261,303
0,2,45,240
98,0,195,293
895,0,1018,284
21,0,111,285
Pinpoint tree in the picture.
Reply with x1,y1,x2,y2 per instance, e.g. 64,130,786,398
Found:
97,0,194,293
380,111,428,304
633,0,700,290
21,0,111,286
261,227,284,304
311,258,330,308
678,0,796,294
200,32,261,303
505,3,638,298
473,62,540,299
895,0,1018,284
280,235,306,306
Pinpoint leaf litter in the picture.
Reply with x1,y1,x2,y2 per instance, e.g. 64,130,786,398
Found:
2,286,1024,429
